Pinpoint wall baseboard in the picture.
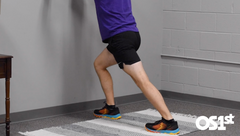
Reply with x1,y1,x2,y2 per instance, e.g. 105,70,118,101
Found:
1,91,239,124
160,90,240,110
0,93,146,123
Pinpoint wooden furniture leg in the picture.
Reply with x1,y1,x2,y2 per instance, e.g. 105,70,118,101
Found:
0,55,13,136
5,78,10,136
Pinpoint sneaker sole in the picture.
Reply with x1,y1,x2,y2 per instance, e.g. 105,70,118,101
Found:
93,113,122,120
145,127,180,135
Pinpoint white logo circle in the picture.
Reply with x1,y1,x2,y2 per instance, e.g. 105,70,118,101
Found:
196,116,210,130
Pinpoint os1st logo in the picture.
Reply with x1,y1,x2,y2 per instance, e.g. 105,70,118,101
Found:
195,114,234,130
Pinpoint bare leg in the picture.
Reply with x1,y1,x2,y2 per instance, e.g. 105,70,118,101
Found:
123,62,173,120
94,48,117,105
94,48,173,120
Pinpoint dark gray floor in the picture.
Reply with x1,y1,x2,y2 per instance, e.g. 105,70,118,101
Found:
0,98,240,136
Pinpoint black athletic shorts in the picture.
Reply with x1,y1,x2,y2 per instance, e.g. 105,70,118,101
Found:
107,31,141,69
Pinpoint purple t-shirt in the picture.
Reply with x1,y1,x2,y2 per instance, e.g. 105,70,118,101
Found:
94,0,139,43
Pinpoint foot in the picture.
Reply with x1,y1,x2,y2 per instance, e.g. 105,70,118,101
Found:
93,103,121,120
145,118,180,135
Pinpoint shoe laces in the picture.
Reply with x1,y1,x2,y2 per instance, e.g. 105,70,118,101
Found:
155,120,163,124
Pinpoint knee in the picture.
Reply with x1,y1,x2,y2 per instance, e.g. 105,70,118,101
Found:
93,59,100,71
94,59,104,72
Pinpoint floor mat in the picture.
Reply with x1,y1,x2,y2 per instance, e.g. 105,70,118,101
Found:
19,109,199,136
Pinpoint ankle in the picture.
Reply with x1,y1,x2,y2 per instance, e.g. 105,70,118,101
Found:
162,117,174,123
106,101,115,106
106,103,116,109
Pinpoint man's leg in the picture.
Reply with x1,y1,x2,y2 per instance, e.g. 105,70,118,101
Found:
94,48,117,105
123,62,173,120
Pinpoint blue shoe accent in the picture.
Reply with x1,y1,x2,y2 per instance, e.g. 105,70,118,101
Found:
147,128,180,134
94,113,121,119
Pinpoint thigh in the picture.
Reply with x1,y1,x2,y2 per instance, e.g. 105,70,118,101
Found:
95,48,117,69
123,61,149,83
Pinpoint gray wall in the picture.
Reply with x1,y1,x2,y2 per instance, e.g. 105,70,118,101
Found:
161,0,240,102
0,0,163,115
